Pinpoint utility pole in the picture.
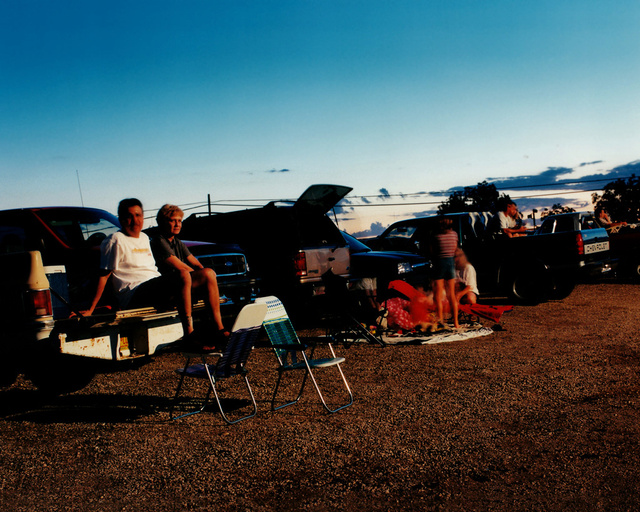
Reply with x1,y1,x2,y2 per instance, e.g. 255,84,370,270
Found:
208,194,212,216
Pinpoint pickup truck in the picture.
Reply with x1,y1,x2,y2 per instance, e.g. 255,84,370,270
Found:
181,184,352,309
365,211,612,302
0,207,256,393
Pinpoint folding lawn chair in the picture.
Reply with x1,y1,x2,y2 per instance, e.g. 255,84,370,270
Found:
169,302,267,424
255,296,353,413
319,270,385,346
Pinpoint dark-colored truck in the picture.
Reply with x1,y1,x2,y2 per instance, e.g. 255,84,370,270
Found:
365,211,612,302
181,184,352,308
0,206,256,393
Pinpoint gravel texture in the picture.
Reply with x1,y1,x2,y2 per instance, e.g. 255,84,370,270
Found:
1,283,639,511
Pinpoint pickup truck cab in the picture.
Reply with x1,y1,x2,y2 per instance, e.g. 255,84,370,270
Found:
366,211,611,302
181,184,352,308
0,207,254,393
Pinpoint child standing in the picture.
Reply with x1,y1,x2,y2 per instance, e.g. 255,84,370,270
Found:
432,217,459,328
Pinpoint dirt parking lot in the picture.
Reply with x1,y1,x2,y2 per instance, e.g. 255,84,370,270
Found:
1,283,639,511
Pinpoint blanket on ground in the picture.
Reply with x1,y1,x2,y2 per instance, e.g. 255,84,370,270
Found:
381,324,494,345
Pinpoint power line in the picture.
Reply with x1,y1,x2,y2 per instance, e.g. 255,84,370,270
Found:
141,175,629,216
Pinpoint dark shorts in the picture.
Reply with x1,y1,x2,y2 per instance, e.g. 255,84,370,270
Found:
432,257,456,281
128,274,181,310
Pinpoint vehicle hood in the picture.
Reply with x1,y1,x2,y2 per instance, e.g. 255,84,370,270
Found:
294,184,353,214
351,251,429,264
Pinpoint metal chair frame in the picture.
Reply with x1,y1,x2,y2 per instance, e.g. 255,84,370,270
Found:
256,296,353,413
170,303,266,424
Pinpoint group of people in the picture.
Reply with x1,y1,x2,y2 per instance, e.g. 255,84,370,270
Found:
384,217,479,332
82,198,226,349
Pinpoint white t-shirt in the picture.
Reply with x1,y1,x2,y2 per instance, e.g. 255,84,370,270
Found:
498,211,516,230
456,264,479,295
100,231,161,307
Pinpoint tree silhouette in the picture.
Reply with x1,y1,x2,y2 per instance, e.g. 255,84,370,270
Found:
592,174,640,222
540,203,576,218
438,181,510,214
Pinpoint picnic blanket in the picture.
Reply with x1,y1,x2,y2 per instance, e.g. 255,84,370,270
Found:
381,324,494,345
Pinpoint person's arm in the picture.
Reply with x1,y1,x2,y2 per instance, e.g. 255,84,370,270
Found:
82,270,112,316
162,255,195,273
186,253,204,270
456,285,472,301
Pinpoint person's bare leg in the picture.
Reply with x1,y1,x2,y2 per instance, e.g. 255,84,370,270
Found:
191,268,224,331
177,269,194,334
434,279,445,325
446,279,459,328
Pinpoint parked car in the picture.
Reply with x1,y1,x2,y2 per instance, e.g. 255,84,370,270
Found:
181,184,352,307
341,231,430,293
365,211,612,302
184,241,258,311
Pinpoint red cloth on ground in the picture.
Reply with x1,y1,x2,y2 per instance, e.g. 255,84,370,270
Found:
386,297,415,330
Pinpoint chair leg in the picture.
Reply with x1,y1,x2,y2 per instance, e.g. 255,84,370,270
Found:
170,355,212,421
302,345,354,414
270,368,308,411
211,373,258,425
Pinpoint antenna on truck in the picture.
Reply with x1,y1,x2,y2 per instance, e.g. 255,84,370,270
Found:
76,170,85,207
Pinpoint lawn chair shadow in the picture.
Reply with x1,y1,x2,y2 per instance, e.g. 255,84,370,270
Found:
0,389,171,423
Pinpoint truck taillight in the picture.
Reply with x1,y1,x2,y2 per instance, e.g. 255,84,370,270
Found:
25,289,53,317
293,252,307,277
576,232,584,255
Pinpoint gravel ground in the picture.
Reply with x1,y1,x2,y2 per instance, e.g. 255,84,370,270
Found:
1,283,639,511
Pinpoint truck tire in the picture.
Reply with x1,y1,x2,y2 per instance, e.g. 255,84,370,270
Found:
26,354,96,396
549,274,576,300
507,267,549,304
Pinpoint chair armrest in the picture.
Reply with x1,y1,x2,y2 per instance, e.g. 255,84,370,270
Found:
270,343,307,351
299,335,335,345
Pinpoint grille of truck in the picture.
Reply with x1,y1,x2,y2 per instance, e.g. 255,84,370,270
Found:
196,253,247,277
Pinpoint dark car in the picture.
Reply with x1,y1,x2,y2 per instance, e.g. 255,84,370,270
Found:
184,241,259,312
342,231,430,292
181,184,352,307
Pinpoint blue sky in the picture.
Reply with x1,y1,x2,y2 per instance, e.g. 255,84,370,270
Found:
1,1,639,233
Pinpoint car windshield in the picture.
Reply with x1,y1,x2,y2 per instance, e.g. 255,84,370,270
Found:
37,208,121,248
384,224,417,240
342,231,371,253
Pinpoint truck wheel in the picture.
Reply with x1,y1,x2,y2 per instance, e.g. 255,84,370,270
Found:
26,354,96,396
508,269,548,304
549,275,576,300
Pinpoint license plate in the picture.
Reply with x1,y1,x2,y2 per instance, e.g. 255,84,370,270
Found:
585,241,610,254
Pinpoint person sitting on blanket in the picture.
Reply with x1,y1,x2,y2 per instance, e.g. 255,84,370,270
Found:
150,204,226,340
454,248,479,305
385,285,441,332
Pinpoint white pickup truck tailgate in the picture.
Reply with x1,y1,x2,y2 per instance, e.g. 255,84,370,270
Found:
300,246,350,282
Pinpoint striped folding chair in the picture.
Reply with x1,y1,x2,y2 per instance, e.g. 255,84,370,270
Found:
170,302,267,424
255,296,353,413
